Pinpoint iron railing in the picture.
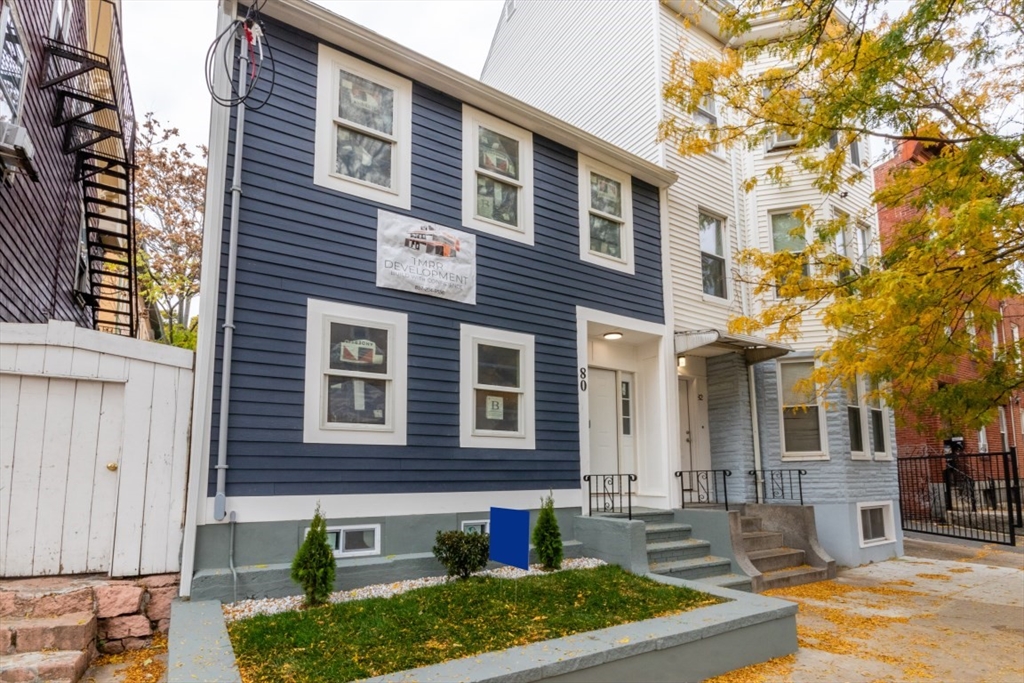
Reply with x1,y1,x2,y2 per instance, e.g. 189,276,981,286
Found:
898,448,1021,545
583,474,637,519
675,469,731,510
750,469,806,505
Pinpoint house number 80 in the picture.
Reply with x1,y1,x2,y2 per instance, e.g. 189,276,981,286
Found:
579,368,587,391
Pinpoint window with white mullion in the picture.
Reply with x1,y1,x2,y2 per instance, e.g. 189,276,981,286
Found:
0,1,28,125
463,106,533,242
321,318,394,430
473,341,524,436
699,211,727,298
579,156,634,272
846,377,867,459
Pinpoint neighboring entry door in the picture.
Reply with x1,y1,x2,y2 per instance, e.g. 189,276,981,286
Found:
588,368,635,475
678,377,694,470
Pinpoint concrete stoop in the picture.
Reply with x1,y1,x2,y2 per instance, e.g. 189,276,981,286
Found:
739,514,831,590
735,504,837,592
639,511,754,592
0,574,179,683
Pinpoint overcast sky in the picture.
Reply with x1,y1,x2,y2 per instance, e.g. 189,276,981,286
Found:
121,0,505,149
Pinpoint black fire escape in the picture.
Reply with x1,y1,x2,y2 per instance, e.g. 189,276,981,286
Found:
40,0,136,336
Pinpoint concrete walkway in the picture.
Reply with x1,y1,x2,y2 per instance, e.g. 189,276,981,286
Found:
710,539,1024,682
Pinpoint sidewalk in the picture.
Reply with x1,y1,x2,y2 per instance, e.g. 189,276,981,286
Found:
710,538,1024,682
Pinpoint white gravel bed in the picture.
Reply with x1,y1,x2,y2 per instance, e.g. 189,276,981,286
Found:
222,557,607,623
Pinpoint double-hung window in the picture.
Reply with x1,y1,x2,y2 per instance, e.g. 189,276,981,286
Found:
303,299,408,445
846,378,865,458
778,360,826,459
699,211,727,298
848,375,890,460
462,106,534,244
771,211,808,293
579,155,633,273
856,222,872,275
460,324,535,449
314,45,412,208
0,1,28,125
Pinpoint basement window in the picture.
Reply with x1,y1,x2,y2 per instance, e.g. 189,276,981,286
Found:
318,524,381,558
857,502,895,547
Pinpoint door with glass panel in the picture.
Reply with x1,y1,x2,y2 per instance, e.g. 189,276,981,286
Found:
588,368,636,475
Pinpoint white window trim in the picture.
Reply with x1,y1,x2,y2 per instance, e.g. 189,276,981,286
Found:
856,501,896,548
315,524,381,558
461,519,489,534
770,209,809,297
697,209,729,301
0,1,29,126
977,427,989,453
462,105,534,244
49,0,73,40
314,44,413,209
852,375,892,461
777,359,828,461
303,298,408,445
578,154,634,274
460,324,535,450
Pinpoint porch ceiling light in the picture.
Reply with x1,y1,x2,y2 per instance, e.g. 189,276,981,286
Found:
603,331,624,340
677,356,687,368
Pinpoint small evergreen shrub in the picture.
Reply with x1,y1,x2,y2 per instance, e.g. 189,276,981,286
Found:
532,492,563,570
432,530,490,579
290,503,336,606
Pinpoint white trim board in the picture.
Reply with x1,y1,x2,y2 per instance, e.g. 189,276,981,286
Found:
200,488,582,524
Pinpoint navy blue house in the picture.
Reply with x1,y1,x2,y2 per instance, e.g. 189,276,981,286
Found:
181,0,676,600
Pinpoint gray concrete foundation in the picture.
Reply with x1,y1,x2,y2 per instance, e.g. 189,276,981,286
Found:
812,501,903,567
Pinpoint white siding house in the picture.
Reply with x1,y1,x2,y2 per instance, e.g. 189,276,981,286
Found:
483,0,901,568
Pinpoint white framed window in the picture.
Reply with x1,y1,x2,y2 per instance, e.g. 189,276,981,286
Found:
977,427,988,453
314,45,412,209
778,360,827,460
462,105,534,244
693,93,723,156
578,155,634,273
462,519,489,534
845,377,867,460
856,222,872,274
864,376,890,460
991,322,1000,358
1012,323,1021,370
771,211,809,293
318,524,381,558
49,0,74,41
303,298,408,445
460,324,535,449
846,375,890,460
0,1,29,126
698,211,727,299
849,137,862,167
998,406,1008,451
768,129,799,151
856,501,896,547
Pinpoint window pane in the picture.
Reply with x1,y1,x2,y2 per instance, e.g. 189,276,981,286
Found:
701,253,726,298
861,507,885,540
783,406,821,452
478,127,519,180
590,215,622,258
848,406,863,452
699,214,723,256
771,213,805,253
1,8,27,122
870,408,885,454
475,390,520,432
780,362,814,405
327,377,387,425
342,528,375,551
477,344,520,387
476,175,519,227
338,70,394,134
335,127,393,188
329,323,389,374
590,173,622,218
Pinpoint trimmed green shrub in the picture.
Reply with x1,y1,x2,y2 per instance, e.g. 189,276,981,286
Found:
433,530,490,579
290,503,336,606
532,492,563,570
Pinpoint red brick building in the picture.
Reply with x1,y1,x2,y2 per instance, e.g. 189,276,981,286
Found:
874,142,1023,469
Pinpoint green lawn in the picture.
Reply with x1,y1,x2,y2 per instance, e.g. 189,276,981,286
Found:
228,565,724,682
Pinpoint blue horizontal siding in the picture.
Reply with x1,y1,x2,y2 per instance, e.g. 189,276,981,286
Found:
209,16,664,497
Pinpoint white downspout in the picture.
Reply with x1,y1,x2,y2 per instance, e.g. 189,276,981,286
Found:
749,363,764,503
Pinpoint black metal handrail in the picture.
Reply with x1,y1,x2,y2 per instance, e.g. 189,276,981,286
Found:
674,469,731,511
583,474,637,519
749,469,807,505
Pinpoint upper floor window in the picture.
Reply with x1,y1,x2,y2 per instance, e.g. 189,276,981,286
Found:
578,155,633,273
0,1,28,125
50,0,74,41
778,360,826,460
829,131,864,168
849,375,890,460
462,105,534,244
771,211,809,293
314,45,412,209
699,211,727,298
856,222,872,274
303,299,408,445
460,324,535,449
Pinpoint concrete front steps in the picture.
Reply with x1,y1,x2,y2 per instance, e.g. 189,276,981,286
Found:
640,511,753,592
740,514,830,590
0,580,97,683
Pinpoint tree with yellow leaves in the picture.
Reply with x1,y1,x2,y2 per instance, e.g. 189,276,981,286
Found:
661,0,1024,432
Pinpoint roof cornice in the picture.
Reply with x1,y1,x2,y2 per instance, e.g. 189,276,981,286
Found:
257,0,677,189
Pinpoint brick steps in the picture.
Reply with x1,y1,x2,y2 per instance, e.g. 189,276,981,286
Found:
0,650,89,683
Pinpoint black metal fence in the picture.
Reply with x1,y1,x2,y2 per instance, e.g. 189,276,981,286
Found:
675,470,732,510
897,448,1022,545
583,474,637,519
749,469,806,505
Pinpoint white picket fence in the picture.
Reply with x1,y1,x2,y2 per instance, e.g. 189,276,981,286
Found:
0,320,194,577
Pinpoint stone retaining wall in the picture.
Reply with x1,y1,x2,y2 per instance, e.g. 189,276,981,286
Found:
95,574,179,654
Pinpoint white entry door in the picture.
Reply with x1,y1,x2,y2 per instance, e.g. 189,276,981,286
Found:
588,368,635,475
678,378,694,470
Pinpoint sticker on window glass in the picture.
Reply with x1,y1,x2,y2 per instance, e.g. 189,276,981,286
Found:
486,395,504,420
330,324,388,373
